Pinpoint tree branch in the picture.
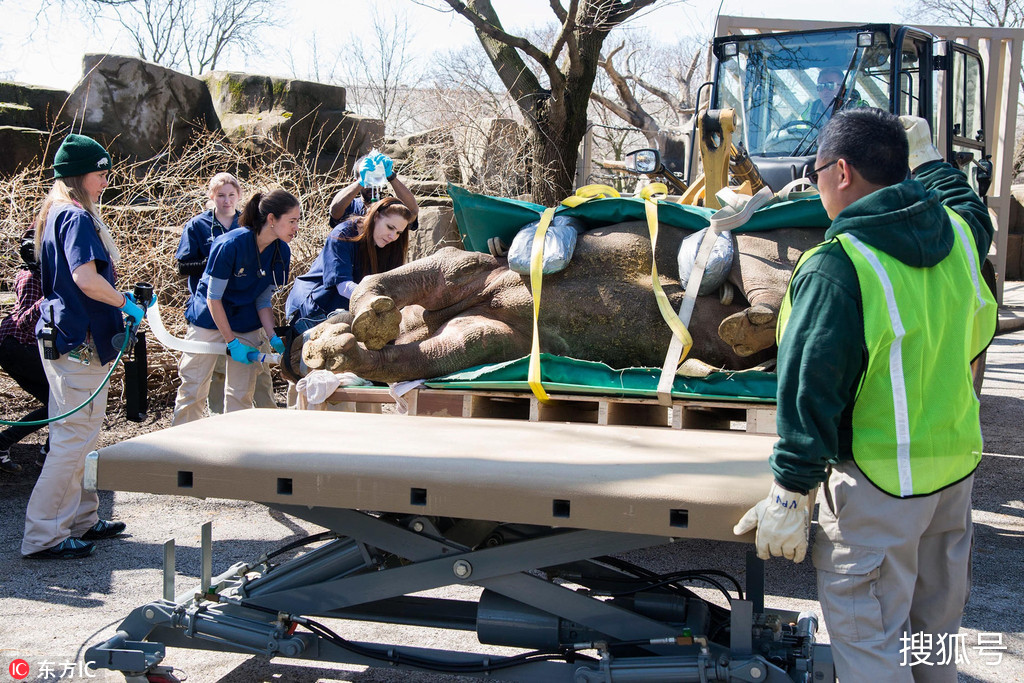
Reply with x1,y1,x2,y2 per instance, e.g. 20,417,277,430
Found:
550,0,579,65
548,0,567,23
595,42,660,136
442,0,555,74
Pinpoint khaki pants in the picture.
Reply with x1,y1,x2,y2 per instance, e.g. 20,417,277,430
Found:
171,325,264,426
814,461,973,683
208,349,275,413
252,338,277,409
23,346,109,555
207,355,227,414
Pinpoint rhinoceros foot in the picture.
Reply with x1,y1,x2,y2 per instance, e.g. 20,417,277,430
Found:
303,321,361,373
352,295,402,350
718,304,778,357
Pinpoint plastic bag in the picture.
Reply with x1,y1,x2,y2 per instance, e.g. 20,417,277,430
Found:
677,228,735,296
507,216,585,275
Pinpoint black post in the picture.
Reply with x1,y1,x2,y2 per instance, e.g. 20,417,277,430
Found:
124,331,148,422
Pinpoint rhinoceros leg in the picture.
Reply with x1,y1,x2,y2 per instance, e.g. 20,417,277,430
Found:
718,304,778,357
304,311,529,383
718,228,825,356
348,247,518,350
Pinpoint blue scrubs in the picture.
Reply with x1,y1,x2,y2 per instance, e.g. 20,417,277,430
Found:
328,196,365,228
286,220,363,321
176,210,241,294
36,204,124,365
186,228,291,333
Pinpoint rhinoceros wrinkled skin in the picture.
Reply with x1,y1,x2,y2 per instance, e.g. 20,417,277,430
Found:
293,220,826,383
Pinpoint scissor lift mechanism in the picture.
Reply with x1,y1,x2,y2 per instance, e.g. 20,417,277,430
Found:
84,410,834,682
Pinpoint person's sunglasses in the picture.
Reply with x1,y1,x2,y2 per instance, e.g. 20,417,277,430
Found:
808,159,839,185
816,81,841,91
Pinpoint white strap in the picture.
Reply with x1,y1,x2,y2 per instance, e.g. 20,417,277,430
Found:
655,187,773,405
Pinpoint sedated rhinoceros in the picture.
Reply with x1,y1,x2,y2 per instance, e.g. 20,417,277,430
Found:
286,220,826,383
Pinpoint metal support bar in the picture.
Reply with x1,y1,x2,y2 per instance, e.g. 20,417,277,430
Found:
162,539,175,601
730,600,753,656
201,521,212,592
745,551,765,615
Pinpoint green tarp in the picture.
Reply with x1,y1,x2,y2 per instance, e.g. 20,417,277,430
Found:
449,184,830,254
424,354,777,403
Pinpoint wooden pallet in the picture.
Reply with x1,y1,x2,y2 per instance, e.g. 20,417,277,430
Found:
325,386,777,435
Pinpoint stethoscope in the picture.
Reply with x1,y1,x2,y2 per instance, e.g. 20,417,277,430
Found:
253,230,287,289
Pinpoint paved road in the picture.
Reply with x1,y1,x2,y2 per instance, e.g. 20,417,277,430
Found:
1,286,1022,683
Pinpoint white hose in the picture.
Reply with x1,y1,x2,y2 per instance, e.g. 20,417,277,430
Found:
144,300,281,364
146,300,225,354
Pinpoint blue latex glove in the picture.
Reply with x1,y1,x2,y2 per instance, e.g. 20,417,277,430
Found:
119,292,146,326
358,156,377,187
374,152,394,179
269,334,285,354
227,338,256,364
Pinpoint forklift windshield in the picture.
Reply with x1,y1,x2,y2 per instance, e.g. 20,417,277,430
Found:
715,28,894,157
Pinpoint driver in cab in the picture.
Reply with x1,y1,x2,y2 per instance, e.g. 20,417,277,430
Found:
801,68,866,126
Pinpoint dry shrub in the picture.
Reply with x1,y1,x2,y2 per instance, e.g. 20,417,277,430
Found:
0,131,346,407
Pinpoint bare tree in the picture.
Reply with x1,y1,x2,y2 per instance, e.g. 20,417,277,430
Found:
901,0,1024,174
336,6,423,137
422,0,660,205
589,35,707,164
46,0,277,75
903,0,1024,27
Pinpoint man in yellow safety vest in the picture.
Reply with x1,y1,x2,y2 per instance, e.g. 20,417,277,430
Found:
734,108,995,681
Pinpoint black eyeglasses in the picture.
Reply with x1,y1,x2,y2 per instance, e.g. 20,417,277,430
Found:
817,81,841,92
808,159,839,185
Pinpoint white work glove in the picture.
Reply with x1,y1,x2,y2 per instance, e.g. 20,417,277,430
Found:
733,481,813,563
899,115,943,172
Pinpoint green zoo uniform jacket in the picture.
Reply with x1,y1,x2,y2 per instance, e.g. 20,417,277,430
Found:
770,161,994,494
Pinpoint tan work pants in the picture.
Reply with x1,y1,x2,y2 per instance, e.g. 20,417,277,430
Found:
814,460,973,683
22,346,109,555
171,325,263,426
207,347,275,413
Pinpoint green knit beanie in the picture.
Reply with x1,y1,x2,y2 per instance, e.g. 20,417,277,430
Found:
53,134,112,179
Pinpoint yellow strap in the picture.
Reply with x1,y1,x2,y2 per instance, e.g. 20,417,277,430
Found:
561,184,621,208
527,207,557,403
640,184,694,360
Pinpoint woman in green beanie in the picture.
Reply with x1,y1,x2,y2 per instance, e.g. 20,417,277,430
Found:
22,133,141,560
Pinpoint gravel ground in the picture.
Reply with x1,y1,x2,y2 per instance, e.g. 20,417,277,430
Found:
1,286,1022,683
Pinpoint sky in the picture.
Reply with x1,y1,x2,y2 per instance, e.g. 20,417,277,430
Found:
1,0,912,92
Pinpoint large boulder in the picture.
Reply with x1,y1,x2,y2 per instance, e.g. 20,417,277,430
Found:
0,126,50,176
407,204,461,262
383,127,460,183
0,82,70,130
204,72,382,175
66,54,219,158
454,118,529,193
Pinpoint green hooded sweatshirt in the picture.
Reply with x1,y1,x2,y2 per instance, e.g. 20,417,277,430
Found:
770,162,993,494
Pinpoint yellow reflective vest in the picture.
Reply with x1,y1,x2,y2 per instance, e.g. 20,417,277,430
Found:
778,207,996,497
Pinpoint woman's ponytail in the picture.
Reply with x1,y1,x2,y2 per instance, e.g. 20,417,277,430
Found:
240,189,299,232
239,191,264,231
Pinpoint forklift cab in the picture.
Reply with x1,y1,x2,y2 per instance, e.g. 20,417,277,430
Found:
706,24,990,197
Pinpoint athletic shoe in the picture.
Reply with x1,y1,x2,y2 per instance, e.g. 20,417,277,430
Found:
0,451,22,474
25,537,96,560
81,519,127,540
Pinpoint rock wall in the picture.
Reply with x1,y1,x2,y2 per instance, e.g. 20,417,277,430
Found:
68,54,220,158
0,82,71,174
203,72,382,175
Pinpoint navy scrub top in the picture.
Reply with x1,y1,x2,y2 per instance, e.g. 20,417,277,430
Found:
176,209,241,294
328,196,365,228
186,228,291,333
35,204,124,365
286,219,363,321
